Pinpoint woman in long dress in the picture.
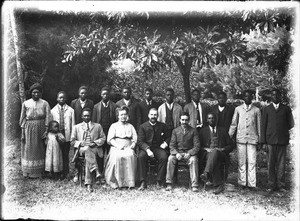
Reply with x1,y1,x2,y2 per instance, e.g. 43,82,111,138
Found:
105,106,137,189
19,83,51,178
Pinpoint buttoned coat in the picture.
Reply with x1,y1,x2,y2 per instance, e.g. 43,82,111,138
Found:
116,98,142,131
210,104,235,133
70,98,94,124
199,126,233,155
229,104,261,145
137,121,171,152
169,125,200,156
50,104,75,142
157,102,182,129
183,102,208,128
139,99,159,124
261,103,294,145
92,100,117,127
70,122,106,158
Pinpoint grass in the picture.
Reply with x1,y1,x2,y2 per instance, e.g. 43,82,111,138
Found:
2,141,299,220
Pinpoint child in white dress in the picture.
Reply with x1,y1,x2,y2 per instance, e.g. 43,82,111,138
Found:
44,121,66,179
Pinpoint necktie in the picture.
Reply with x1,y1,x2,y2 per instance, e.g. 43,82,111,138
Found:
59,106,65,134
196,103,201,124
212,127,216,134
87,123,90,131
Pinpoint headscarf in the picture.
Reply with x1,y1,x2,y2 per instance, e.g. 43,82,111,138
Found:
29,83,43,93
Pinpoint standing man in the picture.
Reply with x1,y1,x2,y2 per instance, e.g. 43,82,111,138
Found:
71,108,106,192
71,86,94,124
51,91,75,179
158,88,182,135
210,91,235,133
140,88,159,124
229,90,261,190
184,89,208,132
137,108,171,190
199,113,233,194
165,112,200,192
92,87,117,181
116,86,142,131
261,88,294,192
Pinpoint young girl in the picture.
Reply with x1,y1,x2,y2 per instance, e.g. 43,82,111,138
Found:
44,121,66,179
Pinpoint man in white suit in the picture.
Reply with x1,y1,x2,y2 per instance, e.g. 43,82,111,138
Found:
51,91,75,179
71,108,106,192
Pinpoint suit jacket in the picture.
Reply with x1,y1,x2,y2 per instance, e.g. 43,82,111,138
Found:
137,121,171,151
158,102,182,129
70,98,94,124
70,122,106,157
183,102,208,128
50,104,75,142
92,100,117,129
169,125,200,156
261,103,294,145
139,99,159,124
116,98,142,131
210,104,235,133
199,126,233,155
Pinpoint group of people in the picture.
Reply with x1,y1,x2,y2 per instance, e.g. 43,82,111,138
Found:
19,83,294,194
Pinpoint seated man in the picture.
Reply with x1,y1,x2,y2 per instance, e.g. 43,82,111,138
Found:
165,112,200,192
137,108,171,190
199,112,233,194
71,108,106,192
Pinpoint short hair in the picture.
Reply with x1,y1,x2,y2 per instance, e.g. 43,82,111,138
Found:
48,120,59,132
117,105,129,115
57,91,67,98
218,91,227,97
148,108,158,114
191,88,200,94
166,88,174,94
271,88,281,95
78,86,88,93
122,86,132,92
82,107,92,114
101,86,110,93
243,89,254,96
180,112,190,119
207,112,216,119
145,88,153,94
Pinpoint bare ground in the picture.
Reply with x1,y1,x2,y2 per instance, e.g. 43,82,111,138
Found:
1,142,299,220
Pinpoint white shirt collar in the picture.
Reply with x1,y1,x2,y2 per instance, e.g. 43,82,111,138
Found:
243,103,252,110
192,100,201,108
84,122,92,130
123,99,130,106
149,121,157,126
218,105,225,112
209,125,216,132
273,102,280,109
166,102,174,110
102,100,110,107
146,100,152,105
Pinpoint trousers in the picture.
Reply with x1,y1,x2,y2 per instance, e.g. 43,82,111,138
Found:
202,149,227,187
166,155,199,187
237,143,257,187
267,144,287,189
138,148,168,182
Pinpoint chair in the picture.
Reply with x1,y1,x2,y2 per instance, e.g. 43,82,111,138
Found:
72,149,85,187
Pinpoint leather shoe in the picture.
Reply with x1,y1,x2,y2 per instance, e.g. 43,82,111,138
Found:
87,185,93,193
165,184,173,191
200,172,209,183
138,181,147,191
213,184,225,195
192,187,199,192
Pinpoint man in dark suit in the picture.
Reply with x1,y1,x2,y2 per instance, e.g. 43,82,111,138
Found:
261,88,294,192
140,88,159,124
70,86,94,124
210,91,235,133
199,112,233,194
92,87,117,181
116,86,141,131
165,112,200,192
137,108,171,190
184,89,208,133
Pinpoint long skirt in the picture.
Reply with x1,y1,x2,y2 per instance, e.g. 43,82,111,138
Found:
105,139,137,188
21,119,46,178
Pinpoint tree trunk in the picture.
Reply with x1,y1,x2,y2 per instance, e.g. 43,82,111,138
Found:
10,9,26,104
173,56,192,103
